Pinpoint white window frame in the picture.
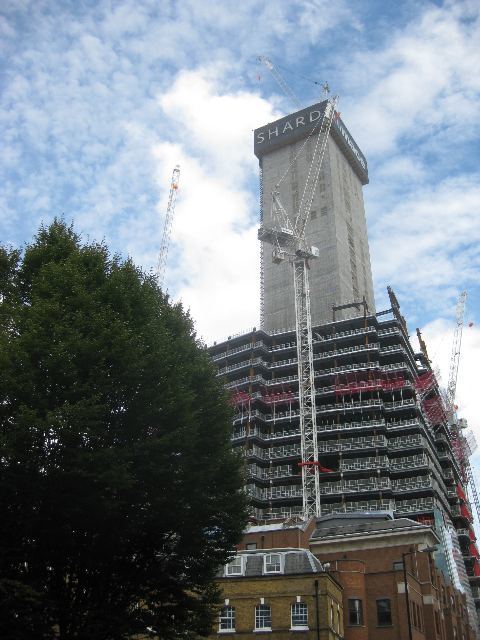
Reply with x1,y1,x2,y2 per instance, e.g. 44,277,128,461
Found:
254,603,272,631
263,553,283,574
219,605,236,633
225,556,244,577
291,602,308,630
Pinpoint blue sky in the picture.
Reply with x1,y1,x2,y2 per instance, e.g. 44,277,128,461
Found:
1,0,480,456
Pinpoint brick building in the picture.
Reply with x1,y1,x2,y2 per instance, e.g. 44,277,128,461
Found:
221,513,476,639
210,548,343,639
319,512,474,639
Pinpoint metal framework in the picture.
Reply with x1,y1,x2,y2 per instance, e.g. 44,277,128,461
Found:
445,292,480,526
156,165,180,287
447,290,467,410
258,96,338,519
294,259,320,517
257,56,302,111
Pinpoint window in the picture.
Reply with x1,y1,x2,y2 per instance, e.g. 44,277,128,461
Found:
264,553,282,573
246,542,257,550
219,606,235,632
376,599,392,626
435,611,440,634
226,556,244,576
412,601,418,629
255,604,272,630
348,599,363,625
291,603,308,629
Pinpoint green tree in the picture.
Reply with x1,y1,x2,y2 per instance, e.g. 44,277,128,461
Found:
0,220,247,639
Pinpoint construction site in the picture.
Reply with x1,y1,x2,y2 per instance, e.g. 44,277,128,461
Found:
205,63,480,632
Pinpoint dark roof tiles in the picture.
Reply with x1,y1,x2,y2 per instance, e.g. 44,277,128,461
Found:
219,549,324,578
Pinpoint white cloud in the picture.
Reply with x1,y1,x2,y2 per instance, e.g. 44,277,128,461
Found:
368,175,480,322
159,67,278,186
344,2,480,155
0,0,479,353
152,70,278,342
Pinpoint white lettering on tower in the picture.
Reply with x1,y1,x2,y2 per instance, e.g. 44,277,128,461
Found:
268,126,279,139
336,123,366,170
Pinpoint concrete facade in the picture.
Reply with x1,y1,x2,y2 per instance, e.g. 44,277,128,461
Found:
256,104,375,331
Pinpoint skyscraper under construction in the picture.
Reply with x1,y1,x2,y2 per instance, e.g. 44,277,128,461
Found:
255,101,375,331
208,101,480,629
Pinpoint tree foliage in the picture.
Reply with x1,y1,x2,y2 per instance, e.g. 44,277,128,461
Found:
0,220,247,639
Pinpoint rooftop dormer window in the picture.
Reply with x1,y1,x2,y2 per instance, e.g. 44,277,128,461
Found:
225,556,244,576
264,553,283,574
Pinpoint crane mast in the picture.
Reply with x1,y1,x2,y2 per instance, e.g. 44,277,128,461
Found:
258,97,338,519
446,293,479,496
446,291,469,480
157,165,180,287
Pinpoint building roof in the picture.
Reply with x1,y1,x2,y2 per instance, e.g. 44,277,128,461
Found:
245,519,311,534
218,549,325,578
311,512,433,541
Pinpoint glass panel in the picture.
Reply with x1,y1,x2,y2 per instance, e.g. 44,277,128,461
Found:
255,604,272,629
264,553,281,573
348,599,363,625
377,599,392,626
226,557,243,575
220,606,235,630
291,602,308,627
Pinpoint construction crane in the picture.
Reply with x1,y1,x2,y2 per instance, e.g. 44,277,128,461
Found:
257,55,331,111
447,291,467,412
156,165,180,288
257,56,302,111
445,292,480,523
446,291,469,475
258,96,339,520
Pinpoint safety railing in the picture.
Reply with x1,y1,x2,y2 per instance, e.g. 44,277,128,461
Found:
211,340,266,361
317,419,386,433
388,434,423,450
318,435,387,453
341,455,389,471
321,499,394,515
395,497,435,514
392,476,433,492
390,453,428,470
217,356,268,375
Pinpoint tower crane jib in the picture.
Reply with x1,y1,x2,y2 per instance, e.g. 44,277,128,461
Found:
157,165,180,288
257,56,302,111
